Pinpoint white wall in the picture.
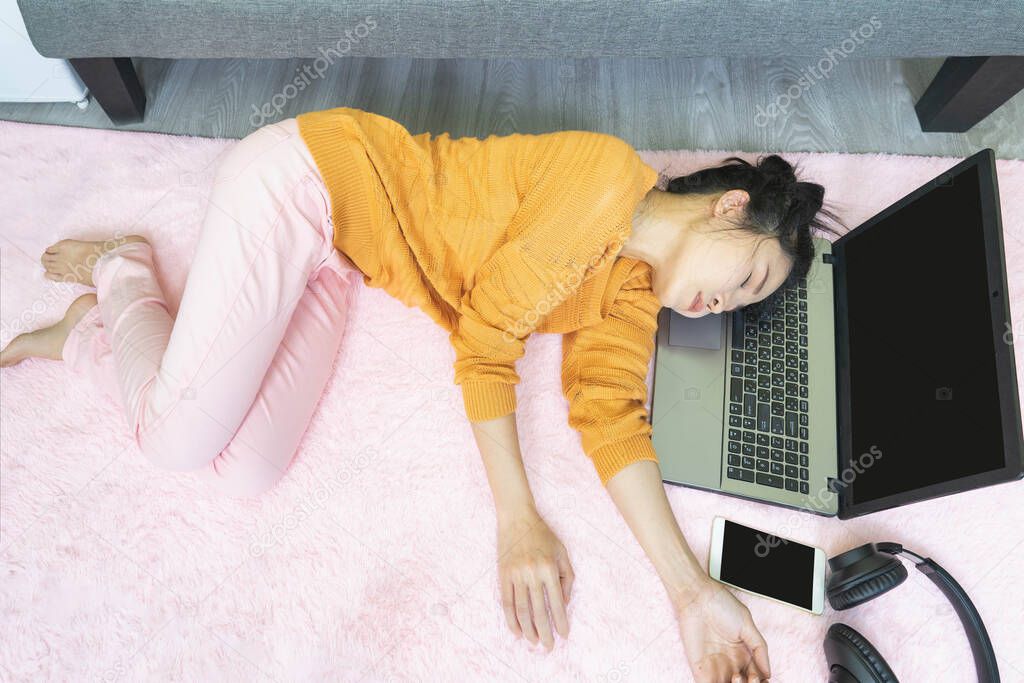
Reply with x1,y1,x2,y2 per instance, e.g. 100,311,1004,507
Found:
0,0,87,103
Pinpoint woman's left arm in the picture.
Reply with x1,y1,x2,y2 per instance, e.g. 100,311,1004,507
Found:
604,459,707,604
606,460,771,682
563,263,771,681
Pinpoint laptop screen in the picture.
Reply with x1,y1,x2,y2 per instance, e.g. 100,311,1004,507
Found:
842,163,1006,504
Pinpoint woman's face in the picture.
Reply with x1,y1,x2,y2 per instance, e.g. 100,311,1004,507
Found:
653,191,794,318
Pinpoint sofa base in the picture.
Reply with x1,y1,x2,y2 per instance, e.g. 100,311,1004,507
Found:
69,57,146,124
915,56,1024,133
63,54,1023,132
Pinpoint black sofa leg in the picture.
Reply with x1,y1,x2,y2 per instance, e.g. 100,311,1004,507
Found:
915,56,1024,133
69,57,146,125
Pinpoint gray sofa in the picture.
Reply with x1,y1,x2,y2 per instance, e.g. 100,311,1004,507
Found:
16,0,1024,131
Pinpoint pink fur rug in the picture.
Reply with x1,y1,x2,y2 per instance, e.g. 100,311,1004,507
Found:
2,119,1023,682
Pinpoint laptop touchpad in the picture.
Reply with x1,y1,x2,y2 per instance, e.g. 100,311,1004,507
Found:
667,310,724,350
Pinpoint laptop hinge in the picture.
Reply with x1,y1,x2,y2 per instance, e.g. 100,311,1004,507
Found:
827,476,846,494
822,252,836,264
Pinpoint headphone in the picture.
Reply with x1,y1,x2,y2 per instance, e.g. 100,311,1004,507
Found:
823,542,999,683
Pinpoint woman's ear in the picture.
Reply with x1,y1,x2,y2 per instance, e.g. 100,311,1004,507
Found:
713,189,750,220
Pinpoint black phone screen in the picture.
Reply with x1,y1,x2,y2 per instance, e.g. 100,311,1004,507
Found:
718,519,816,610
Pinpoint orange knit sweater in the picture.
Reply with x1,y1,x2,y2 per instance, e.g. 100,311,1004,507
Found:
296,107,662,486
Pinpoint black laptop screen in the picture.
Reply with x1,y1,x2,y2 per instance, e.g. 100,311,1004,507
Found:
842,163,1005,504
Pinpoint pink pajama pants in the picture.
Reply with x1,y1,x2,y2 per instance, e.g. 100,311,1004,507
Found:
61,118,362,497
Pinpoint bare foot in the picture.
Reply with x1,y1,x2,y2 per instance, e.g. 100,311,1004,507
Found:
40,235,149,287
0,294,99,367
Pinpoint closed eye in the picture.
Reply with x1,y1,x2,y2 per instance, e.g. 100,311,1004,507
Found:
743,268,770,296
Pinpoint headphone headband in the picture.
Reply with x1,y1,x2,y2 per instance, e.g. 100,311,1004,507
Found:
876,542,999,683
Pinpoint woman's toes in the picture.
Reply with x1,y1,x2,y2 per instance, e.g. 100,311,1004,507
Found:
36,236,149,287
38,240,89,285
41,245,62,270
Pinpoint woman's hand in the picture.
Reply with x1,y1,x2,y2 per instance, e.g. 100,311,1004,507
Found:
496,509,574,651
675,577,772,683
466,413,571,651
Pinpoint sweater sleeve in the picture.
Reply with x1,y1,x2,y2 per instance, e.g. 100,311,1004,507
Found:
451,132,658,423
449,247,539,421
561,262,663,486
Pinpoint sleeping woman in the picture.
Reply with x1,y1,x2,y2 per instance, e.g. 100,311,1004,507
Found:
1,107,842,683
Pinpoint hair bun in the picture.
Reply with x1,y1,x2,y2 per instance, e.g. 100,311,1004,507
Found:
793,181,825,208
758,155,797,185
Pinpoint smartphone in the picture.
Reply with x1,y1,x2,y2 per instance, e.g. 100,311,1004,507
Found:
708,516,826,614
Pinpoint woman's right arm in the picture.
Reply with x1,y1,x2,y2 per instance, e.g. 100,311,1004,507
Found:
470,411,573,652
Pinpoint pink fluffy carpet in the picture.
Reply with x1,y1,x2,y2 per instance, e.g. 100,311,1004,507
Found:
2,119,1023,682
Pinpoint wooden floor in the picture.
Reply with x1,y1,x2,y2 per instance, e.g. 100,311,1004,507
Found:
1,56,1022,159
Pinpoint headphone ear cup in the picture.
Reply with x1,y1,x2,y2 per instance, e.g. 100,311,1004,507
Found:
824,623,898,683
828,561,908,610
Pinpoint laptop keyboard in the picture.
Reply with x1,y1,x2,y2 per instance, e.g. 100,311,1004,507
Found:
725,278,811,495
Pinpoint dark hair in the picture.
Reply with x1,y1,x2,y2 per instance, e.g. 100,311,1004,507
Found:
665,154,846,319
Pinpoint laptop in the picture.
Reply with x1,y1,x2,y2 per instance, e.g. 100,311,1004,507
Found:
650,149,1024,519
